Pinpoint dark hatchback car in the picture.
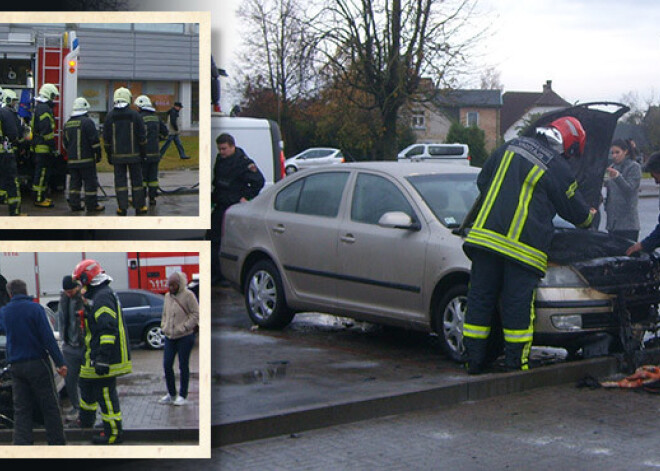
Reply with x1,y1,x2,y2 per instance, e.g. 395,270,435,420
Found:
49,288,166,350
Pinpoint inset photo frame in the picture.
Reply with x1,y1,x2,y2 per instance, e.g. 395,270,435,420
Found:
0,240,210,459
0,12,210,230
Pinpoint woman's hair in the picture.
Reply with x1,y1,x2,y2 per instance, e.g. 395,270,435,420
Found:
610,138,631,156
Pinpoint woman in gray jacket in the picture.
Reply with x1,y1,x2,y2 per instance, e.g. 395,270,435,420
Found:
605,139,641,241
158,271,199,406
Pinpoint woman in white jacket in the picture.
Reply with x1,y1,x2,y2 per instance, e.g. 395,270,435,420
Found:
158,271,199,406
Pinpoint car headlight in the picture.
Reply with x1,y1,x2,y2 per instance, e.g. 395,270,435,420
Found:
551,315,583,331
539,266,588,287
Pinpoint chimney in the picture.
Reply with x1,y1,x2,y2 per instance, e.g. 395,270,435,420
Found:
543,80,552,93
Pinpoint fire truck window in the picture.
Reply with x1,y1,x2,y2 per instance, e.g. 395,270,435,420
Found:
118,292,147,309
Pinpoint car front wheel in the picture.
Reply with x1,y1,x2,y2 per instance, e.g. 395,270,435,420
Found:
144,325,165,350
245,260,294,329
433,285,469,363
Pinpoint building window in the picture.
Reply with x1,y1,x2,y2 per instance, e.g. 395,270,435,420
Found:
412,112,425,130
466,111,479,127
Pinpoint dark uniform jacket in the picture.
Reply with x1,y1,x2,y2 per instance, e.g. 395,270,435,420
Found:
102,106,147,164
0,106,18,154
212,147,265,211
63,114,102,167
139,110,168,162
30,100,56,154
79,281,132,379
464,136,594,276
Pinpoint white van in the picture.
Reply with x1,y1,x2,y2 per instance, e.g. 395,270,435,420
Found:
397,143,470,165
211,113,285,187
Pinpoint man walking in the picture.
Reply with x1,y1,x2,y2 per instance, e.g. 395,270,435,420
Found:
72,259,132,445
159,102,190,160
103,87,148,216
57,275,86,423
135,95,168,206
0,279,67,445
63,97,105,213
209,133,265,285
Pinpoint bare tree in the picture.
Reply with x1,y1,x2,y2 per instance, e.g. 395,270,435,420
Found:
479,66,503,90
314,0,485,160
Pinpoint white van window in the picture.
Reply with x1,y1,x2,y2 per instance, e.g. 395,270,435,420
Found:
428,145,465,156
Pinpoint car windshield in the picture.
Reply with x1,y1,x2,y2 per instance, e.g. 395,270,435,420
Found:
407,173,479,228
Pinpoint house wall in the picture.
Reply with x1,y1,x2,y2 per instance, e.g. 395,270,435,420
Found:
411,103,452,145
503,105,561,142
460,107,499,152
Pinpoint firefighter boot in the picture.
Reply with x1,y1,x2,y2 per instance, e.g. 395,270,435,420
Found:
464,337,488,375
34,198,54,208
92,419,123,445
504,342,528,372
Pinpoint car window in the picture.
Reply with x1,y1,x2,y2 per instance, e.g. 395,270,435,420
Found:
118,292,148,308
428,145,465,156
405,145,424,157
276,172,349,217
315,150,335,158
351,173,415,225
407,173,479,228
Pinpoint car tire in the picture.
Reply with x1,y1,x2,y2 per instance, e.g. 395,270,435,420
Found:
244,260,294,329
285,166,297,175
143,324,165,350
432,284,504,364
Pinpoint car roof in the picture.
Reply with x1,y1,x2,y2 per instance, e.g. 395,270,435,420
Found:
116,289,164,297
336,161,480,177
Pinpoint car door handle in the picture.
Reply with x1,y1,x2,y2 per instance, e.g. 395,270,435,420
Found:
272,224,286,234
340,234,356,243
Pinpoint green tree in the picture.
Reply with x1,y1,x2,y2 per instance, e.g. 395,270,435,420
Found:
446,121,488,167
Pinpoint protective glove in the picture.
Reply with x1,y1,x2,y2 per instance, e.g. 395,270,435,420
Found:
94,362,110,376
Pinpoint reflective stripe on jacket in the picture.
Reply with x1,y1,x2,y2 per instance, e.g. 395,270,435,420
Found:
464,136,594,276
63,115,101,167
30,101,55,154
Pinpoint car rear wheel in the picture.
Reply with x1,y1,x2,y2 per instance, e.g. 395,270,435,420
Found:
285,166,297,175
144,325,165,350
245,260,294,329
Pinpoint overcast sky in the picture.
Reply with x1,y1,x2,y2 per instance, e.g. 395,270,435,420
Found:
130,0,660,109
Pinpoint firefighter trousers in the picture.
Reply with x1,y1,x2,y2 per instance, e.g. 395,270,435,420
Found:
68,165,99,210
463,248,540,371
113,162,145,211
79,376,123,441
0,153,21,215
141,160,160,201
32,152,54,202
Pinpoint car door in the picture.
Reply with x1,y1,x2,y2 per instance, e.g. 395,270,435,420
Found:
303,149,333,169
335,171,429,323
265,170,351,308
117,291,150,342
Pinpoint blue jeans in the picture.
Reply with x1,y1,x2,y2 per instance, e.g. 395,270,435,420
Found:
160,134,187,158
163,333,196,398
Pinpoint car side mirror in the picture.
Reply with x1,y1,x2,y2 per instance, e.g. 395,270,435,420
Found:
378,211,421,231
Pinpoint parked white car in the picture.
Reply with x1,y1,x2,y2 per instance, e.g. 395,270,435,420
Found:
398,143,470,165
284,147,345,175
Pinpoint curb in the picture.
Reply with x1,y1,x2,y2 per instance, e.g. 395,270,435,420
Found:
0,427,199,444
213,356,619,447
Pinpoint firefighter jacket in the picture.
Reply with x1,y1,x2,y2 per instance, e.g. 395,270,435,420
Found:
63,114,102,168
212,146,265,211
139,109,168,162
102,105,147,164
79,281,132,379
0,107,18,154
463,136,594,276
30,100,56,154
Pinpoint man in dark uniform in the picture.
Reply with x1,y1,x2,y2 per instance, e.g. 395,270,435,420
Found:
462,116,597,374
210,133,265,286
30,83,59,208
103,87,148,216
159,101,190,160
72,259,132,445
63,97,104,213
134,94,168,206
0,89,21,216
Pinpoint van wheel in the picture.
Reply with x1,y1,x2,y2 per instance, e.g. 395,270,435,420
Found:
245,260,294,329
285,166,297,175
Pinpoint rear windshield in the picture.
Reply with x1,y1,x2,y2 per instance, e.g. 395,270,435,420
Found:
428,145,466,156
406,173,479,228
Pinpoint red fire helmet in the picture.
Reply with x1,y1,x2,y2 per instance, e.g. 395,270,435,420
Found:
549,116,586,157
72,259,104,286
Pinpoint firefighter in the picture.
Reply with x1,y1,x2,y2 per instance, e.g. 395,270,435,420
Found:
72,259,132,445
31,83,59,208
0,89,21,216
134,94,168,206
63,97,105,213
462,116,597,374
103,87,147,216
